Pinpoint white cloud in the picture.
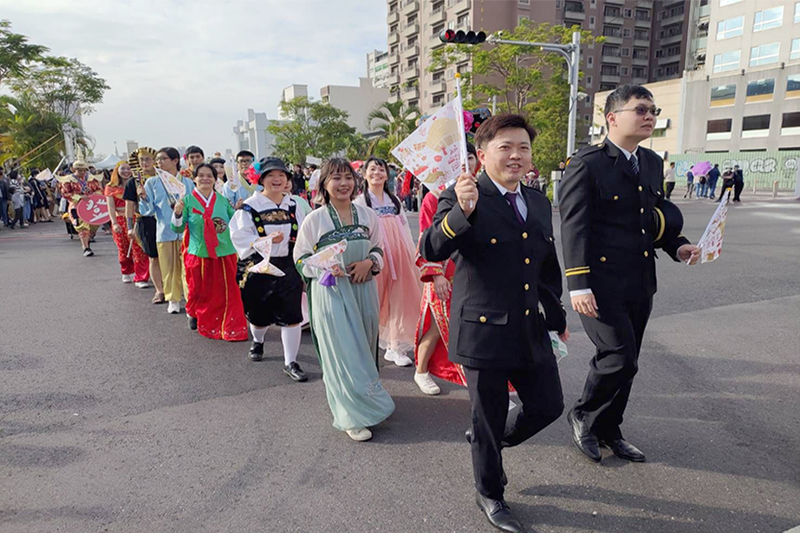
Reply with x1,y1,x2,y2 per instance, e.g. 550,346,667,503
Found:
1,0,387,157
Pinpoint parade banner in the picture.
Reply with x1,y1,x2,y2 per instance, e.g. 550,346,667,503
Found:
76,194,111,225
391,94,465,194
696,189,731,263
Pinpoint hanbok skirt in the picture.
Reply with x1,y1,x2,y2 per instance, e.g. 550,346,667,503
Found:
185,253,248,341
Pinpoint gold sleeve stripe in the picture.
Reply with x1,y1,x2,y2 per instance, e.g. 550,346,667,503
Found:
442,214,456,239
654,207,666,242
565,266,590,273
565,268,591,277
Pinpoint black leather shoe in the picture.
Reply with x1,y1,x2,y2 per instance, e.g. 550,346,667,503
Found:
188,316,197,330
284,362,308,382
249,342,264,361
600,438,646,462
567,410,601,462
475,493,522,533
465,429,508,486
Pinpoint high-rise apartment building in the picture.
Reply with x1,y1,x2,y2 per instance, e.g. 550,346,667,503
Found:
367,50,391,88
680,0,800,152
386,0,693,124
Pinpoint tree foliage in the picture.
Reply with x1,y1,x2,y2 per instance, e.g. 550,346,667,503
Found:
268,97,357,164
0,20,48,88
365,100,420,163
10,56,110,120
428,21,601,177
0,94,88,168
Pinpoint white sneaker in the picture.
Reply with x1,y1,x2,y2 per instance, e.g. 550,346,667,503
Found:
122,274,134,283
384,349,413,367
345,428,372,441
414,372,441,395
135,281,150,289
167,301,181,314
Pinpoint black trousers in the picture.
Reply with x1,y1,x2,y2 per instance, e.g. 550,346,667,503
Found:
464,358,564,500
573,297,653,441
733,182,744,201
665,181,675,199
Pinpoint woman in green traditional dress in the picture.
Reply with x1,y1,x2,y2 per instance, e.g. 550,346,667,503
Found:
294,158,395,442
171,164,248,341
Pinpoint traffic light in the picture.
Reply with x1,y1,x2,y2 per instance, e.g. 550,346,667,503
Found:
439,29,486,45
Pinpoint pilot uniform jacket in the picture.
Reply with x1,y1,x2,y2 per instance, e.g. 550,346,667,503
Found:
420,171,567,371
559,141,689,301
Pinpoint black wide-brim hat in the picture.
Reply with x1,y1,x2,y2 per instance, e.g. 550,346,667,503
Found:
257,157,291,180
652,200,684,248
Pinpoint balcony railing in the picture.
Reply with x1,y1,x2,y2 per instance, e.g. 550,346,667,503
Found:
429,6,446,24
401,0,419,15
403,22,419,37
429,80,447,94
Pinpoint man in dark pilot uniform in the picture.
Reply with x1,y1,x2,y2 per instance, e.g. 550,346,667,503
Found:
421,114,569,533
559,84,701,464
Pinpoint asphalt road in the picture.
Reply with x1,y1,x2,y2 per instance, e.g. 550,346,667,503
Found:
1,191,799,533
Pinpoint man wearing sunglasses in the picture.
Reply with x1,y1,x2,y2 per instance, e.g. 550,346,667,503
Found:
559,85,701,464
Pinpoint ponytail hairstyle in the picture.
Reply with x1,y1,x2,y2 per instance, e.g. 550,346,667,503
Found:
362,157,402,212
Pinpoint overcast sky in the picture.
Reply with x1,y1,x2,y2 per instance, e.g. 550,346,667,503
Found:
2,0,387,158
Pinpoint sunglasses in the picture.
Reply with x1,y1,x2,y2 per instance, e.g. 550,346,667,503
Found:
615,106,661,117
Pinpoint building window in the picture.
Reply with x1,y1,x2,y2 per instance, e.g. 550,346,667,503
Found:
586,75,593,86
632,66,646,78
706,118,733,140
717,16,744,39
622,47,630,57
796,3,800,23
787,74,800,98
621,66,629,76
633,48,648,59
623,28,632,38
590,0,596,6
781,112,800,135
710,84,736,107
713,50,740,72
603,45,620,56
590,16,596,27
750,42,780,67
720,0,743,5
603,25,622,37
518,0,530,4
601,65,619,75
741,114,771,138
754,6,784,32
655,49,664,58
587,56,594,67
792,39,800,60
604,5,621,17
745,78,775,103
624,8,632,18
635,10,650,21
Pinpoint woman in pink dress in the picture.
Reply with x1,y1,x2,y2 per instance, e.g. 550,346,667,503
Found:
355,157,422,367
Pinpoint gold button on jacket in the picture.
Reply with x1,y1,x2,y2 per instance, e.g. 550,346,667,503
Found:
479,316,487,323
490,238,497,244
600,256,607,262
644,251,649,257
522,232,528,239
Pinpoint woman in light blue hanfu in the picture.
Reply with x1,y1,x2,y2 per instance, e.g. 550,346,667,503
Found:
294,158,395,442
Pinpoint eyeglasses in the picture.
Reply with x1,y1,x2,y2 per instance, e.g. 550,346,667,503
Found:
614,106,661,117
237,159,253,165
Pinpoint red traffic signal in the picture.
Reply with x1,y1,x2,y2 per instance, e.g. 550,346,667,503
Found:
439,29,486,45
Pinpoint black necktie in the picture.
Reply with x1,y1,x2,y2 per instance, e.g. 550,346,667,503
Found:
630,154,640,175
504,192,524,225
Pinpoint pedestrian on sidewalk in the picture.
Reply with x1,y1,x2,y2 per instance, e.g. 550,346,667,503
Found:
707,164,720,200
733,165,745,202
717,167,734,202
683,169,695,198
664,161,676,199
9,187,26,229
696,172,707,198
0,167,9,227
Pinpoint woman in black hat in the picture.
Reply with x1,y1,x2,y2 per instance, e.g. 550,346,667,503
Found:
229,157,308,383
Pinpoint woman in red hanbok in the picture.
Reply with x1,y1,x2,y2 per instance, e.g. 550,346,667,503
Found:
105,162,150,286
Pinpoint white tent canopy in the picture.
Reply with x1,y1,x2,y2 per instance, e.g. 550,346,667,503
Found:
93,154,122,170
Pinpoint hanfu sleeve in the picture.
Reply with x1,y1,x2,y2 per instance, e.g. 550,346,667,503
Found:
293,209,321,279
363,206,385,272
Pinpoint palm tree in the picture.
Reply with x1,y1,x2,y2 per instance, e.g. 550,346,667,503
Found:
365,100,420,158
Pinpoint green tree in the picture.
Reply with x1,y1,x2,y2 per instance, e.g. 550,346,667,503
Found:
0,94,87,168
365,100,420,162
10,56,110,120
268,96,357,164
0,20,48,88
429,20,600,177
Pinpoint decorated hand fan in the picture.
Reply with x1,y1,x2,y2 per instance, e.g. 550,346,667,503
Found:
300,240,348,286
248,233,286,276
